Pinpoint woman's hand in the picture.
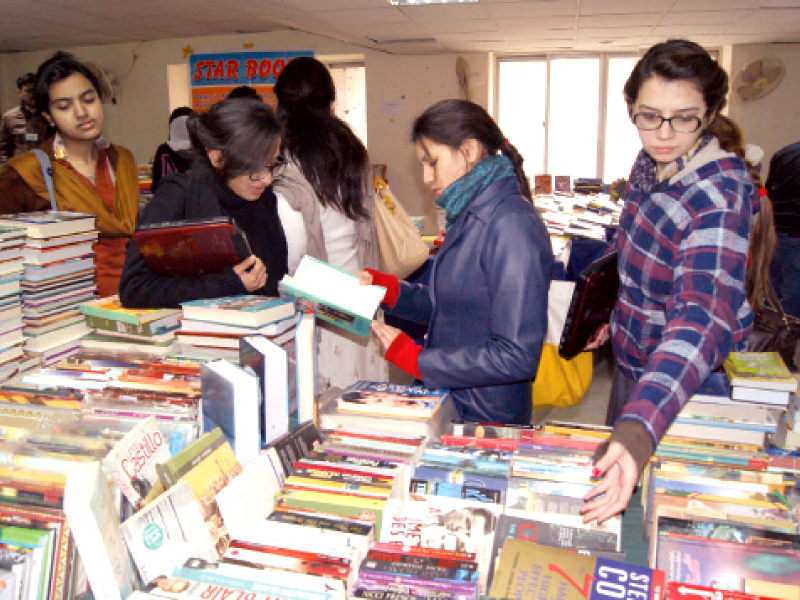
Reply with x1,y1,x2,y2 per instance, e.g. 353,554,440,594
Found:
584,323,610,351
233,255,267,292
371,320,402,350
580,440,638,524
356,270,374,286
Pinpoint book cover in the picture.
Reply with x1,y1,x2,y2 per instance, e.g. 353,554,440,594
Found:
102,415,172,510
180,295,295,328
351,579,476,600
121,481,217,585
335,381,449,419
489,539,666,600
380,495,502,595
80,295,181,327
63,461,137,600
273,488,387,537
279,256,385,337
534,175,553,196
262,420,322,485
666,581,789,600
723,352,797,391
267,510,375,538
200,359,261,467
554,175,571,194
239,334,292,446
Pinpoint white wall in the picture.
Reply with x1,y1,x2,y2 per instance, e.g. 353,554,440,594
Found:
727,42,800,179
0,31,488,232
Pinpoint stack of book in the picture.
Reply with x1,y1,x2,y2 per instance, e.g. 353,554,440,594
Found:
0,211,100,366
0,226,27,381
176,294,296,361
79,295,181,356
723,351,798,408
770,391,800,450
317,380,456,440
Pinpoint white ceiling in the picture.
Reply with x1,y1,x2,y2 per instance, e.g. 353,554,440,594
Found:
1,0,800,55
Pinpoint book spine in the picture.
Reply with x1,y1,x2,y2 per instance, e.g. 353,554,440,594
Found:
366,550,478,572
409,479,503,504
439,435,519,450
84,314,156,336
356,571,478,596
172,565,339,600
266,509,374,537
360,558,479,583
352,581,476,600
292,465,394,487
156,429,225,489
273,492,384,538
368,542,476,562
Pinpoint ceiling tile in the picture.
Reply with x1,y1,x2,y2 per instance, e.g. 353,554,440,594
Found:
672,0,757,10
578,27,652,39
398,3,491,23
495,16,575,31
578,13,663,27
317,7,406,25
483,1,576,18
354,21,427,40
660,9,752,24
580,0,665,15
650,24,733,36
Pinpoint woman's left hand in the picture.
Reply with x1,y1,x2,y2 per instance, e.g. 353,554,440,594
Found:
371,320,402,350
580,440,638,524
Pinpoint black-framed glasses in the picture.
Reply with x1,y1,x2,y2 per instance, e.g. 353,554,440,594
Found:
249,156,287,181
633,112,704,133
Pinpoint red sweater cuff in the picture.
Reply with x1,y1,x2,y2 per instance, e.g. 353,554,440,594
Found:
385,331,422,380
365,268,400,308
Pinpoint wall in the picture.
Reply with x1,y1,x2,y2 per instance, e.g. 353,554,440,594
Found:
728,42,800,178
0,32,488,230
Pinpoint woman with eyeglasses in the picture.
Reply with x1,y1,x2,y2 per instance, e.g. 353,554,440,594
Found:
272,57,386,390
119,97,288,308
581,40,760,524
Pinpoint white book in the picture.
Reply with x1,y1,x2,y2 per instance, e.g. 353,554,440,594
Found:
63,461,137,600
23,321,90,352
731,385,792,406
293,311,316,424
200,359,260,467
216,454,282,540
240,334,291,445
279,255,384,336
120,481,217,585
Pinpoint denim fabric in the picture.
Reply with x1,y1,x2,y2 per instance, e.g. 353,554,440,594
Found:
770,231,800,319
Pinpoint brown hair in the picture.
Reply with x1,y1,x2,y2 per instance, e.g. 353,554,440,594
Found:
710,115,775,311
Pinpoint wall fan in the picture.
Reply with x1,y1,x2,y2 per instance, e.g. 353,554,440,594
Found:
733,57,785,103
456,56,470,102
85,61,120,104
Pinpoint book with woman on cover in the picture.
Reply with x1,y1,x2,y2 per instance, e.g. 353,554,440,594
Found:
335,381,449,418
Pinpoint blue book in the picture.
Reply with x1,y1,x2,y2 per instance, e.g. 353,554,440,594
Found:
180,295,295,328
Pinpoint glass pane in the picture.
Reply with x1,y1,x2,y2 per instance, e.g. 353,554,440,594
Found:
497,60,546,181
548,57,600,183
604,56,642,183
329,64,368,147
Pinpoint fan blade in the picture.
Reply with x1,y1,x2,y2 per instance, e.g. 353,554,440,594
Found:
741,60,763,84
762,66,784,84
737,84,760,102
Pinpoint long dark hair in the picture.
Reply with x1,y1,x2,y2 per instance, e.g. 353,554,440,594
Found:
186,97,281,182
33,51,103,136
274,57,370,221
411,99,531,201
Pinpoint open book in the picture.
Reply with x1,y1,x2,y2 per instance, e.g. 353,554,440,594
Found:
279,256,385,336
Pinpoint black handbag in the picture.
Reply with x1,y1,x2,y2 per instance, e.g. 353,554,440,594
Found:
746,280,800,371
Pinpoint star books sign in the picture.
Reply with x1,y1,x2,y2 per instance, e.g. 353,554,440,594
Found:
189,50,313,111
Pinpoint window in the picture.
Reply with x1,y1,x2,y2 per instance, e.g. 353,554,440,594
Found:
497,53,642,186
326,62,367,148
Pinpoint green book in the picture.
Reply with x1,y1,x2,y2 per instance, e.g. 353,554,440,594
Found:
723,351,797,391
79,295,181,328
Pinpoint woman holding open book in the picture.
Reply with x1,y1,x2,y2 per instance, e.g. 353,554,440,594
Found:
0,51,140,298
362,99,554,425
581,40,761,524
118,97,288,308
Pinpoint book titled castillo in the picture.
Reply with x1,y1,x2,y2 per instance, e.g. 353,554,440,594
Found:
489,539,666,600
335,381,449,419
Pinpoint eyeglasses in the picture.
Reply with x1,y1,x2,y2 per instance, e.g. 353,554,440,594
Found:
249,156,287,181
633,112,704,133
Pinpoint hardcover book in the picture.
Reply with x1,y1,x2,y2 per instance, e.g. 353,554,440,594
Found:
723,352,797,391
180,295,295,328
279,255,385,337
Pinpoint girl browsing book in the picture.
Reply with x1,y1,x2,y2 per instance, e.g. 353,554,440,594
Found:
0,51,140,297
119,97,288,308
360,99,554,425
581,40,762,525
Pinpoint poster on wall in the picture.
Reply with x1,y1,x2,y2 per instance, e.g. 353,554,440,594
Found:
189,50,313,111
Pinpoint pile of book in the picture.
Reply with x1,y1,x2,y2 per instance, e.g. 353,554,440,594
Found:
0,225,27,382
78,295,181,356
723,350,798,409
0,211,100,366
175,294,296,361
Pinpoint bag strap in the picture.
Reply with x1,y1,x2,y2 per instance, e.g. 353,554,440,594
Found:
31,149,58,211
764,277,792,330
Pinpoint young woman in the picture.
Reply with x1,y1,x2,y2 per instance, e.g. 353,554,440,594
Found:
363,99,553,425
118,97,287,309
0,51,140,298
582,40,759,524
272,56,384,391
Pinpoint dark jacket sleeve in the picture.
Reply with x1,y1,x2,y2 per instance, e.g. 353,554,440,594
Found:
118,174,246,309
387,280,434,324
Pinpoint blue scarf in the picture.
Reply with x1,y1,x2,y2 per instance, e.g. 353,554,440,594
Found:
435,154,515,230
